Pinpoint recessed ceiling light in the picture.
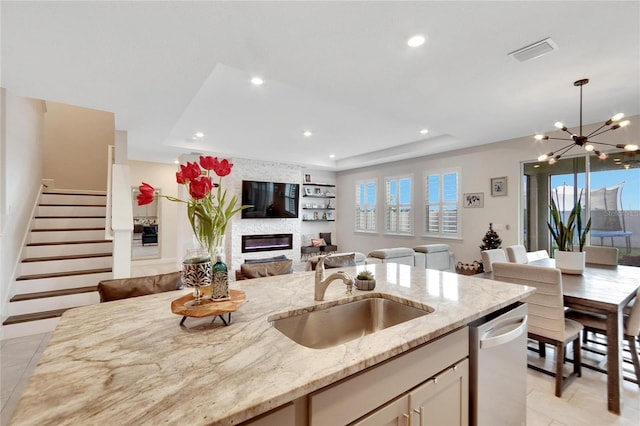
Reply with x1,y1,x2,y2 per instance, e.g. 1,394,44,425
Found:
251,77,264,86
303,130,313,137
329,154,335,159
419,129,429,135
174,160,180,164
194,132,204,138
407,34,426,47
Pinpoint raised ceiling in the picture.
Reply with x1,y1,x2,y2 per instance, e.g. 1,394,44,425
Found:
2,1,639,170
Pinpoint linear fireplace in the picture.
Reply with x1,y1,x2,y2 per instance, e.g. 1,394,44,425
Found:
242,233,293,253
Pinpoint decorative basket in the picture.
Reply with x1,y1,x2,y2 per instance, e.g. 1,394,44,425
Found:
355,279,376,291
455,261,483,276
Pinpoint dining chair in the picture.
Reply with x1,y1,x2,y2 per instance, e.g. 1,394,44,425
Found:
98,271,182,302
565,287,640,387
480,249,507,273
492,262,583,397
526,249,550,262
506,245,529,264
584,245,618,266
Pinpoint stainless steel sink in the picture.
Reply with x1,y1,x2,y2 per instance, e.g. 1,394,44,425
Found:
268,294,433,349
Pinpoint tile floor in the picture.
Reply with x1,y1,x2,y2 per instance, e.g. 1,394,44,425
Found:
2,335,639,425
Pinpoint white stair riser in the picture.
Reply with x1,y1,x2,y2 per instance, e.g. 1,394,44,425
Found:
30,230,105,243
33,217,106,229
21,256,112,275
9,293,99,316
1,318,60,341
15,272,113,295
41,193,107,205
25,242,113,258
37,205,106,217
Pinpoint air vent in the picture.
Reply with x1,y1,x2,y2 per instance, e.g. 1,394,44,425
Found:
509,38,558,62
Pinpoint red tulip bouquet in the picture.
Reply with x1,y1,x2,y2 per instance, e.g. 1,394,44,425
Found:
137,156,247,256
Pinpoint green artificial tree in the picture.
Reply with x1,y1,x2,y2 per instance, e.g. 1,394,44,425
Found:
479,223,502,252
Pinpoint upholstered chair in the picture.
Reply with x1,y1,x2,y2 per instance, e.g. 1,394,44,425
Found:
98,271,182,302
526,250,550,262
584,245,618,266
506,245,529,264
319,232,337,254
480,249,507,273
492,262,583,397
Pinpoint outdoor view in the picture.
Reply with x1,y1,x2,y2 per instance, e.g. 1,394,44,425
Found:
524,151,640,266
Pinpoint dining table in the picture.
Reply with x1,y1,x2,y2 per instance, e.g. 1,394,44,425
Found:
483,259,639,415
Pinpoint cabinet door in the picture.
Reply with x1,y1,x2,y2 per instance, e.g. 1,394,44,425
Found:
351,395,409,426
409,359,469,426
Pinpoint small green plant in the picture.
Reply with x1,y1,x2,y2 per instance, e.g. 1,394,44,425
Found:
547,188,591,252
356,270,375,280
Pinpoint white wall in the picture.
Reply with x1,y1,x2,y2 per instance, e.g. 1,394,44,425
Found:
0,89,44,324
336,116,639,264
43,101,113,191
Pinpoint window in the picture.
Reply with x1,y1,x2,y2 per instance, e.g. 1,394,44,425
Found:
424,169,460,237
385,176,412,234
355,180,376,232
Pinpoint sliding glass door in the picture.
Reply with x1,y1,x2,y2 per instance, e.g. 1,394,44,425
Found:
522,151,639,266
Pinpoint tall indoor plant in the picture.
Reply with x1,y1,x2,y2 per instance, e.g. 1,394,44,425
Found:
547,188,591,274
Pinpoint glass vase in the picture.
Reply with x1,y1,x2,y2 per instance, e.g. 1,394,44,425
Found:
182,248,212,306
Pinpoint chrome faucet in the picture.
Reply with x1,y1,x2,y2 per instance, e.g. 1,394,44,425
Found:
314,255,355,301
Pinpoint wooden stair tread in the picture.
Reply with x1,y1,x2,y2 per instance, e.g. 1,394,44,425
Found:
31,227,104,232
43,192,106,196
39,203,107,207
11,286,98,302
3,308,70,325
22,253,113,263
27,240,112,247
35,215,106,219
17,268,112,281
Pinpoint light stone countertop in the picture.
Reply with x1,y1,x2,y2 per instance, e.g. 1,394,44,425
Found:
9,264,533,425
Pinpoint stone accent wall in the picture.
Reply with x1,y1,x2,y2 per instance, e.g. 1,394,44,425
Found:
228,158,303,271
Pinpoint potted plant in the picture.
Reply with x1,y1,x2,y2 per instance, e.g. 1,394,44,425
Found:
355,270,376,291
547,188,591,274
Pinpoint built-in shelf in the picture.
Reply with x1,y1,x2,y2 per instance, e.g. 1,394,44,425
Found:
303,207,335,210
302,195,335,198
302,219,335,222
303,183,335,187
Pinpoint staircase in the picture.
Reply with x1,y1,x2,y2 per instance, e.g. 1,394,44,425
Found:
2,191,113,339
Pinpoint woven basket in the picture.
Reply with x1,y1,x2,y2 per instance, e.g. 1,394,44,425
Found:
455,261,483,276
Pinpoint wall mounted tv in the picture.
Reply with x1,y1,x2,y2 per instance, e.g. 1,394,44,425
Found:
241,180,300,219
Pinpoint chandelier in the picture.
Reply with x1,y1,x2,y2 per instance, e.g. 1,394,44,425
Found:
535,78,638,164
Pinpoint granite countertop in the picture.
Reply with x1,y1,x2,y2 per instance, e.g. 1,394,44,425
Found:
10,264,533,425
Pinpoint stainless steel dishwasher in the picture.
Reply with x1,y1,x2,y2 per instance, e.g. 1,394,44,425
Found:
469,303,528,426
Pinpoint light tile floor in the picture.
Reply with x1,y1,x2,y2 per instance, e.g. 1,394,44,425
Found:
2,334,639,425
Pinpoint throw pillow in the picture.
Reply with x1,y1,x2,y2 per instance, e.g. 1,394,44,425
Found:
311,238,326,247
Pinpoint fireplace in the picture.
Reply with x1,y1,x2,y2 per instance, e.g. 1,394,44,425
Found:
242,234,293,253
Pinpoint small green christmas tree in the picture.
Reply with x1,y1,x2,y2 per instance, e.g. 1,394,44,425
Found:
479,223,502,251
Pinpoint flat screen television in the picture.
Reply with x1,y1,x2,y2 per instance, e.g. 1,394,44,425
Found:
241,180,299,219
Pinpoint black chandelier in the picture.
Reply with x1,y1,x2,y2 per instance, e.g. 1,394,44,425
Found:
535,78,638,164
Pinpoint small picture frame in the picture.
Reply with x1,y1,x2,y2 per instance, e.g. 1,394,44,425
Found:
304,187,313,196
314,187,322,195
304,173,312,183
326,211,334,220
491,177,507,197
463,192,484,208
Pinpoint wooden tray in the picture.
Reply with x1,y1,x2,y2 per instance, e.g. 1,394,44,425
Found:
171,289,246,320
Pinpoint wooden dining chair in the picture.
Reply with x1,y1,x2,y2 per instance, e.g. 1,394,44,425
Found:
480,249,507,273
506,245,529,264
584,245,618,266
492,262,583,397
565,287,640,387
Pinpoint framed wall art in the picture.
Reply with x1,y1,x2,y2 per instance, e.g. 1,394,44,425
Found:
463,192,484,208
491,176,507,197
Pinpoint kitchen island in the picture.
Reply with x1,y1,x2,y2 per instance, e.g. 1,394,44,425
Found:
9,263,533,425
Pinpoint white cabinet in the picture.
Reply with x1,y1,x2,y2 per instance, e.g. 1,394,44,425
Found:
353,359,469,426
309,327,468,426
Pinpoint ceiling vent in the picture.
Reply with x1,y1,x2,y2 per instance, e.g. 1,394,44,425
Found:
509,38,558,62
